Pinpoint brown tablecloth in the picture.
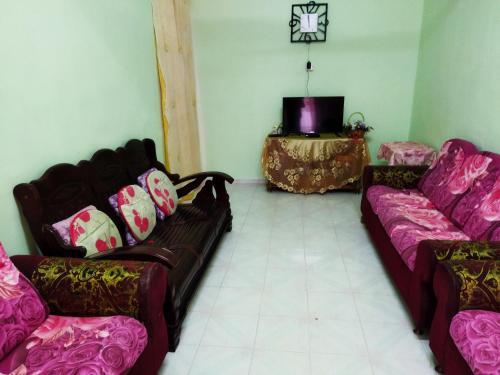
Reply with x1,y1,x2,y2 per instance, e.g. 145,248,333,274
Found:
261,136,371,194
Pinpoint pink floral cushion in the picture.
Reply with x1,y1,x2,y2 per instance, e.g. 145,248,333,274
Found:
0,243,48,361
450,310,500,375
0,315,148,375
367,186,469,270
491,227,500,242
51,205,96,245
463,176,500,240
116,185,156,242
451,151,500,240
69,209,123,256
418,139,478,216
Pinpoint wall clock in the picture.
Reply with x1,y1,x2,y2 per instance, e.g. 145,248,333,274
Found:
289,1,329,43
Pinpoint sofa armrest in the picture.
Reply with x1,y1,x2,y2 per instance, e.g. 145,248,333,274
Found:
362,165,428,191
430,259,499,365
175,171,234,204
42,224,87,258
443,259,500,312
414,240,500,284
10,256,167,319
176,171,234,185
86,244,197,269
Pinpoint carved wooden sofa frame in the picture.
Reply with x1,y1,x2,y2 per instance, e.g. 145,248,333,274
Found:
14,138,234,351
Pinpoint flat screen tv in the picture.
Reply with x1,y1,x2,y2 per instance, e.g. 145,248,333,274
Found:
282,96,344,135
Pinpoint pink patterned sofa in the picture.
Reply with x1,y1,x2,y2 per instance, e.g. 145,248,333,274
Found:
431,260,499,374
361,139,500,332
0,243,168,375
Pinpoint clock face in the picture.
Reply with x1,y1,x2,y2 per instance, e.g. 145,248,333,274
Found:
300,13,318,33
290,1,329,43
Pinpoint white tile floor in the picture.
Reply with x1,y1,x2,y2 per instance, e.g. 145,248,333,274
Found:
159,183,437,375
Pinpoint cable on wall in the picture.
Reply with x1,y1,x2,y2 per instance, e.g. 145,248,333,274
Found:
305,43,311,97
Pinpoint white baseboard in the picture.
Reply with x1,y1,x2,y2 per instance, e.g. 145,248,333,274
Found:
234,179,266,185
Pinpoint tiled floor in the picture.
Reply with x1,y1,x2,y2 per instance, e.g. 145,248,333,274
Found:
159,183,436,375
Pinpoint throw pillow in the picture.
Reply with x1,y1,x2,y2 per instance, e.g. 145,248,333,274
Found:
51,205,97,245
116,185,156,242
69,209,123,256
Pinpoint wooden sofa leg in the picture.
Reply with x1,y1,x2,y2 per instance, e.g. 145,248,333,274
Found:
167,322,181,352
413,327,424,335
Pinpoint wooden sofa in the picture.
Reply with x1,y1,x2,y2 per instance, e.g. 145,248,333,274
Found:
13,138,234,351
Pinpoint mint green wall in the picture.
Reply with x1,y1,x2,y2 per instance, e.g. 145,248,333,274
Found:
0,0,162,255
410,0,500,151
191,0,424,179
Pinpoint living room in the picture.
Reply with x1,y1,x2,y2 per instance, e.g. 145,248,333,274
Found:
0,1,498,374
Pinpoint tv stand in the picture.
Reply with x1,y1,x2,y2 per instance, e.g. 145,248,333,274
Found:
261,136,370,194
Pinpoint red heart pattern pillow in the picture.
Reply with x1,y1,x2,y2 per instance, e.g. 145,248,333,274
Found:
69,209,123,256
146,170,178,216
117,185,156,242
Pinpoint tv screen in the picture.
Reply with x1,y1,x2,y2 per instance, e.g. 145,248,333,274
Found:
282,96,344,135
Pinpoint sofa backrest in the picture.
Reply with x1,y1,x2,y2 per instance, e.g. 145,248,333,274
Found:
121,139,178,183
13,164,98,255
0,243,48,361
81,148,133,239
449,151,500,240
13,139,168,256
418,139,478,218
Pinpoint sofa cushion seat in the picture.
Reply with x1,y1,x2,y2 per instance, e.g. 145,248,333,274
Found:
367,186,469,270
450,310,500,375
151,204,229,255
146,204,229,300
0,315,148,375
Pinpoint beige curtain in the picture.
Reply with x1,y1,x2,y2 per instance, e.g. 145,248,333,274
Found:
152,0,201,176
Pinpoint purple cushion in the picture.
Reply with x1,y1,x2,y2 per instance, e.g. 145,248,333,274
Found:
0,243,49,361
450,152,500,240
0,315,148,375
367,186,469,270
450,310,500,375
418,139,479,217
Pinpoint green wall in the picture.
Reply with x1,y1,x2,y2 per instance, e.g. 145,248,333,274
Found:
191,0,424,179
0,0,162,255
410,0,500,151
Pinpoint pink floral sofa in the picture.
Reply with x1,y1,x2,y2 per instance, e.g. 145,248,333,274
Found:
432,260,499,374
361,139,500,332
0,243,168,375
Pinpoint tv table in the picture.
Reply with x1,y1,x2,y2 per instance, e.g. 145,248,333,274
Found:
261,135,370,194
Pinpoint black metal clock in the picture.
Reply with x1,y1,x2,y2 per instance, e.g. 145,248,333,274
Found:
289,1,329,43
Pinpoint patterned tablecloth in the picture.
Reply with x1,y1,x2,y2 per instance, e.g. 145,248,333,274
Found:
377,141,436,166
261,136,371,194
